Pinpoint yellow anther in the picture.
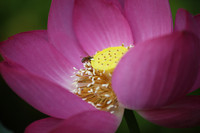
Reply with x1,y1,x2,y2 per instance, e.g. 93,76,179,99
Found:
91,46,128,72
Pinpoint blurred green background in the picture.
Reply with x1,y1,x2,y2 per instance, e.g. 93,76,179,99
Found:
0,0,200,133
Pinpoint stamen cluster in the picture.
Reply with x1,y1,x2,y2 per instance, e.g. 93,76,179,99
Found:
72,61,118,113
72,45,133,114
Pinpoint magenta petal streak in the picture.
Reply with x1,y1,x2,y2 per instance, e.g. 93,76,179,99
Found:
113,31,200,110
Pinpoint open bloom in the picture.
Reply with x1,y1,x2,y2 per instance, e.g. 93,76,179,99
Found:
0,0,200,132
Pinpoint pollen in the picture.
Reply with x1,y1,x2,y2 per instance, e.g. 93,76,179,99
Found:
72,44,133,113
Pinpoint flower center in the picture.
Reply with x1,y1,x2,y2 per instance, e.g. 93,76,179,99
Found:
72,44,132,113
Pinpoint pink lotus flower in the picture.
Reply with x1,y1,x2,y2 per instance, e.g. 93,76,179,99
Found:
0,0,200,132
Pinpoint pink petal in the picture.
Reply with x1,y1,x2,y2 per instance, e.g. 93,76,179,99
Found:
0,61,95,119
125,0,173,43
48,0,86,68
74,0,133,55
27,30,48,40
0,31,74,89
175,9,200,39
194,14,200,91
138,96,200,128
195,14,200,25
105,0,124,12
112,31,200,110
118,0,124,8
51,111,119,133
194,14,200,35
175,10,200,92
25,118,62,133
26,111,119,133
190,64,200,92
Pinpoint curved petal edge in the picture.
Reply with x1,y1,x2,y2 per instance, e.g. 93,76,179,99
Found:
138,96,200,128
113,31,200,110
0,60,96,119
